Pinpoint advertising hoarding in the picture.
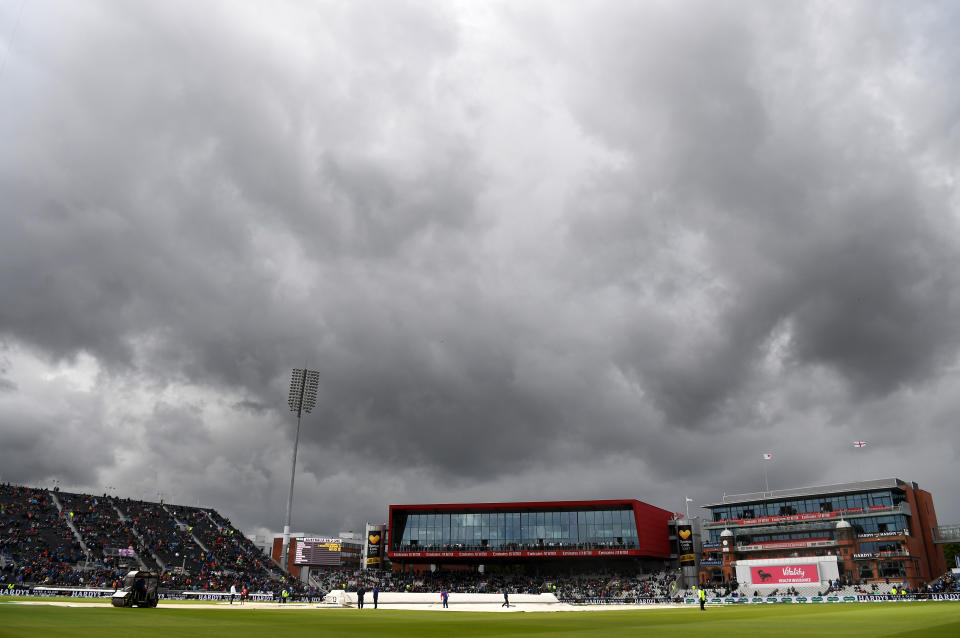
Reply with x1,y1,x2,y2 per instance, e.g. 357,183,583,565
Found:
749,563,819,585
677,524,695,565
365,524,385,569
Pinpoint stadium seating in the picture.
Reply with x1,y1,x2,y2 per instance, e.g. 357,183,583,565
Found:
0,484,84,586
1,483,304,596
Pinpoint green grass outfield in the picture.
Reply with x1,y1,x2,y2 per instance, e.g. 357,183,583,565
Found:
1,600,958,638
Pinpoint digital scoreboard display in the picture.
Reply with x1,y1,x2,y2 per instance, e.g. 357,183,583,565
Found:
294,537,342,566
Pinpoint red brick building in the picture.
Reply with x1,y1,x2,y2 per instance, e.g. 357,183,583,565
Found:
699,478,946,588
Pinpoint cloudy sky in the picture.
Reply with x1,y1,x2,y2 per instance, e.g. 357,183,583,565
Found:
1,0,959,541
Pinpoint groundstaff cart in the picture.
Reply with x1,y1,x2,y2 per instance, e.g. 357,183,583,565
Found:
111,570,159,607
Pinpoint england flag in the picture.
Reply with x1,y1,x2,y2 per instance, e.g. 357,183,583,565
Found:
853,441,868,448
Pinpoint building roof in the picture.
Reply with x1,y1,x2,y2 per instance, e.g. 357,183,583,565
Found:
701,478,910,508
389,499,668,513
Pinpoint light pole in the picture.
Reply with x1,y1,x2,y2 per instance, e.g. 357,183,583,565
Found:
281,368,319,572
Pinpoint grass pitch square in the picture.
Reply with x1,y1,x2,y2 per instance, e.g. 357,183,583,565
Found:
0,601,958,638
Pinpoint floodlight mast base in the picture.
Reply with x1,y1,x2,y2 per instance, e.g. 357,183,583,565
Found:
281,524,292,573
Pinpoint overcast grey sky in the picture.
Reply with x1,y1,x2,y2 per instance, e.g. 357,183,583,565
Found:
1,0,959,540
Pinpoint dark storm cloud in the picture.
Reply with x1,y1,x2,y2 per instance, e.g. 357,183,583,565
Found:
1,0,959,535
546,1,960,427
0,389,114,486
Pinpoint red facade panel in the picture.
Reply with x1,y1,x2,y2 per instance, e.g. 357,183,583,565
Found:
632,500,674,557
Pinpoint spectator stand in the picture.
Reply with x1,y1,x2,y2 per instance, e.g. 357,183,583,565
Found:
0,484,84,586
47,490,92,562
115,499,197,573
61,492,153,572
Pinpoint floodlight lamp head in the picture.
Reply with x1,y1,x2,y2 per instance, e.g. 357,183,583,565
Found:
301,370,320,413
287,368,320,412
288,368,305,412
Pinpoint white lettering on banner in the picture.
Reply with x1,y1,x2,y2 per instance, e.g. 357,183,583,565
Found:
857,530,909,539
709,506,906,527
738,539,835,551
182,591,277,602
390,548,641,559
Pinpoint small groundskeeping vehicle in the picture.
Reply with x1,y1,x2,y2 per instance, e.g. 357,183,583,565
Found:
111,570,160,608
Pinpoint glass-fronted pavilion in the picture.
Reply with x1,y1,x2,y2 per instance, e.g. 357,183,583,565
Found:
388,499,673,569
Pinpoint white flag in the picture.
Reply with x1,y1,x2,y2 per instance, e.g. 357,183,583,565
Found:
762,453,773,460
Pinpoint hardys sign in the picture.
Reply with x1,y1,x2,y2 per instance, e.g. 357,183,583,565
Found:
749,564,819,585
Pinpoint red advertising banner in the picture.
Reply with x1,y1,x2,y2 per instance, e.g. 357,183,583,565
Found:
390,548,644,560
710,506,881,526
750,564,819,584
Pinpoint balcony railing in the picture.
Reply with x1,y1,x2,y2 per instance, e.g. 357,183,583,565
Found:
392,540,639,553
931,524,960,543
705,503,911,528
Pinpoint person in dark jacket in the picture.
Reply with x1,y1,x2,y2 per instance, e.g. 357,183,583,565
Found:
357,585,365,609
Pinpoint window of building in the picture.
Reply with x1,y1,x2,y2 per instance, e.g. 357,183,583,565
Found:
878,561,906,579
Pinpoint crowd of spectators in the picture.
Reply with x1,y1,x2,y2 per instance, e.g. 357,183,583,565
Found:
59,492,155,570
923,572,959,593
116,499,204,570
1,483,300,595
1,484,84,587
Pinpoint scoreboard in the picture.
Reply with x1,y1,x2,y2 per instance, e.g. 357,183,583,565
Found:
294,537,342,566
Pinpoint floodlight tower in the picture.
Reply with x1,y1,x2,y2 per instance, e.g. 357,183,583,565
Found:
281,368,319,571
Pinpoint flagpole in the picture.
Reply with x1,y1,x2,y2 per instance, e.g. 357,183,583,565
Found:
853,441,868,481
761,453,771,495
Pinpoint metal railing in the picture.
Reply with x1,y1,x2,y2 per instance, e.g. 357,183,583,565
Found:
932,524,960,543
705,503,912,528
